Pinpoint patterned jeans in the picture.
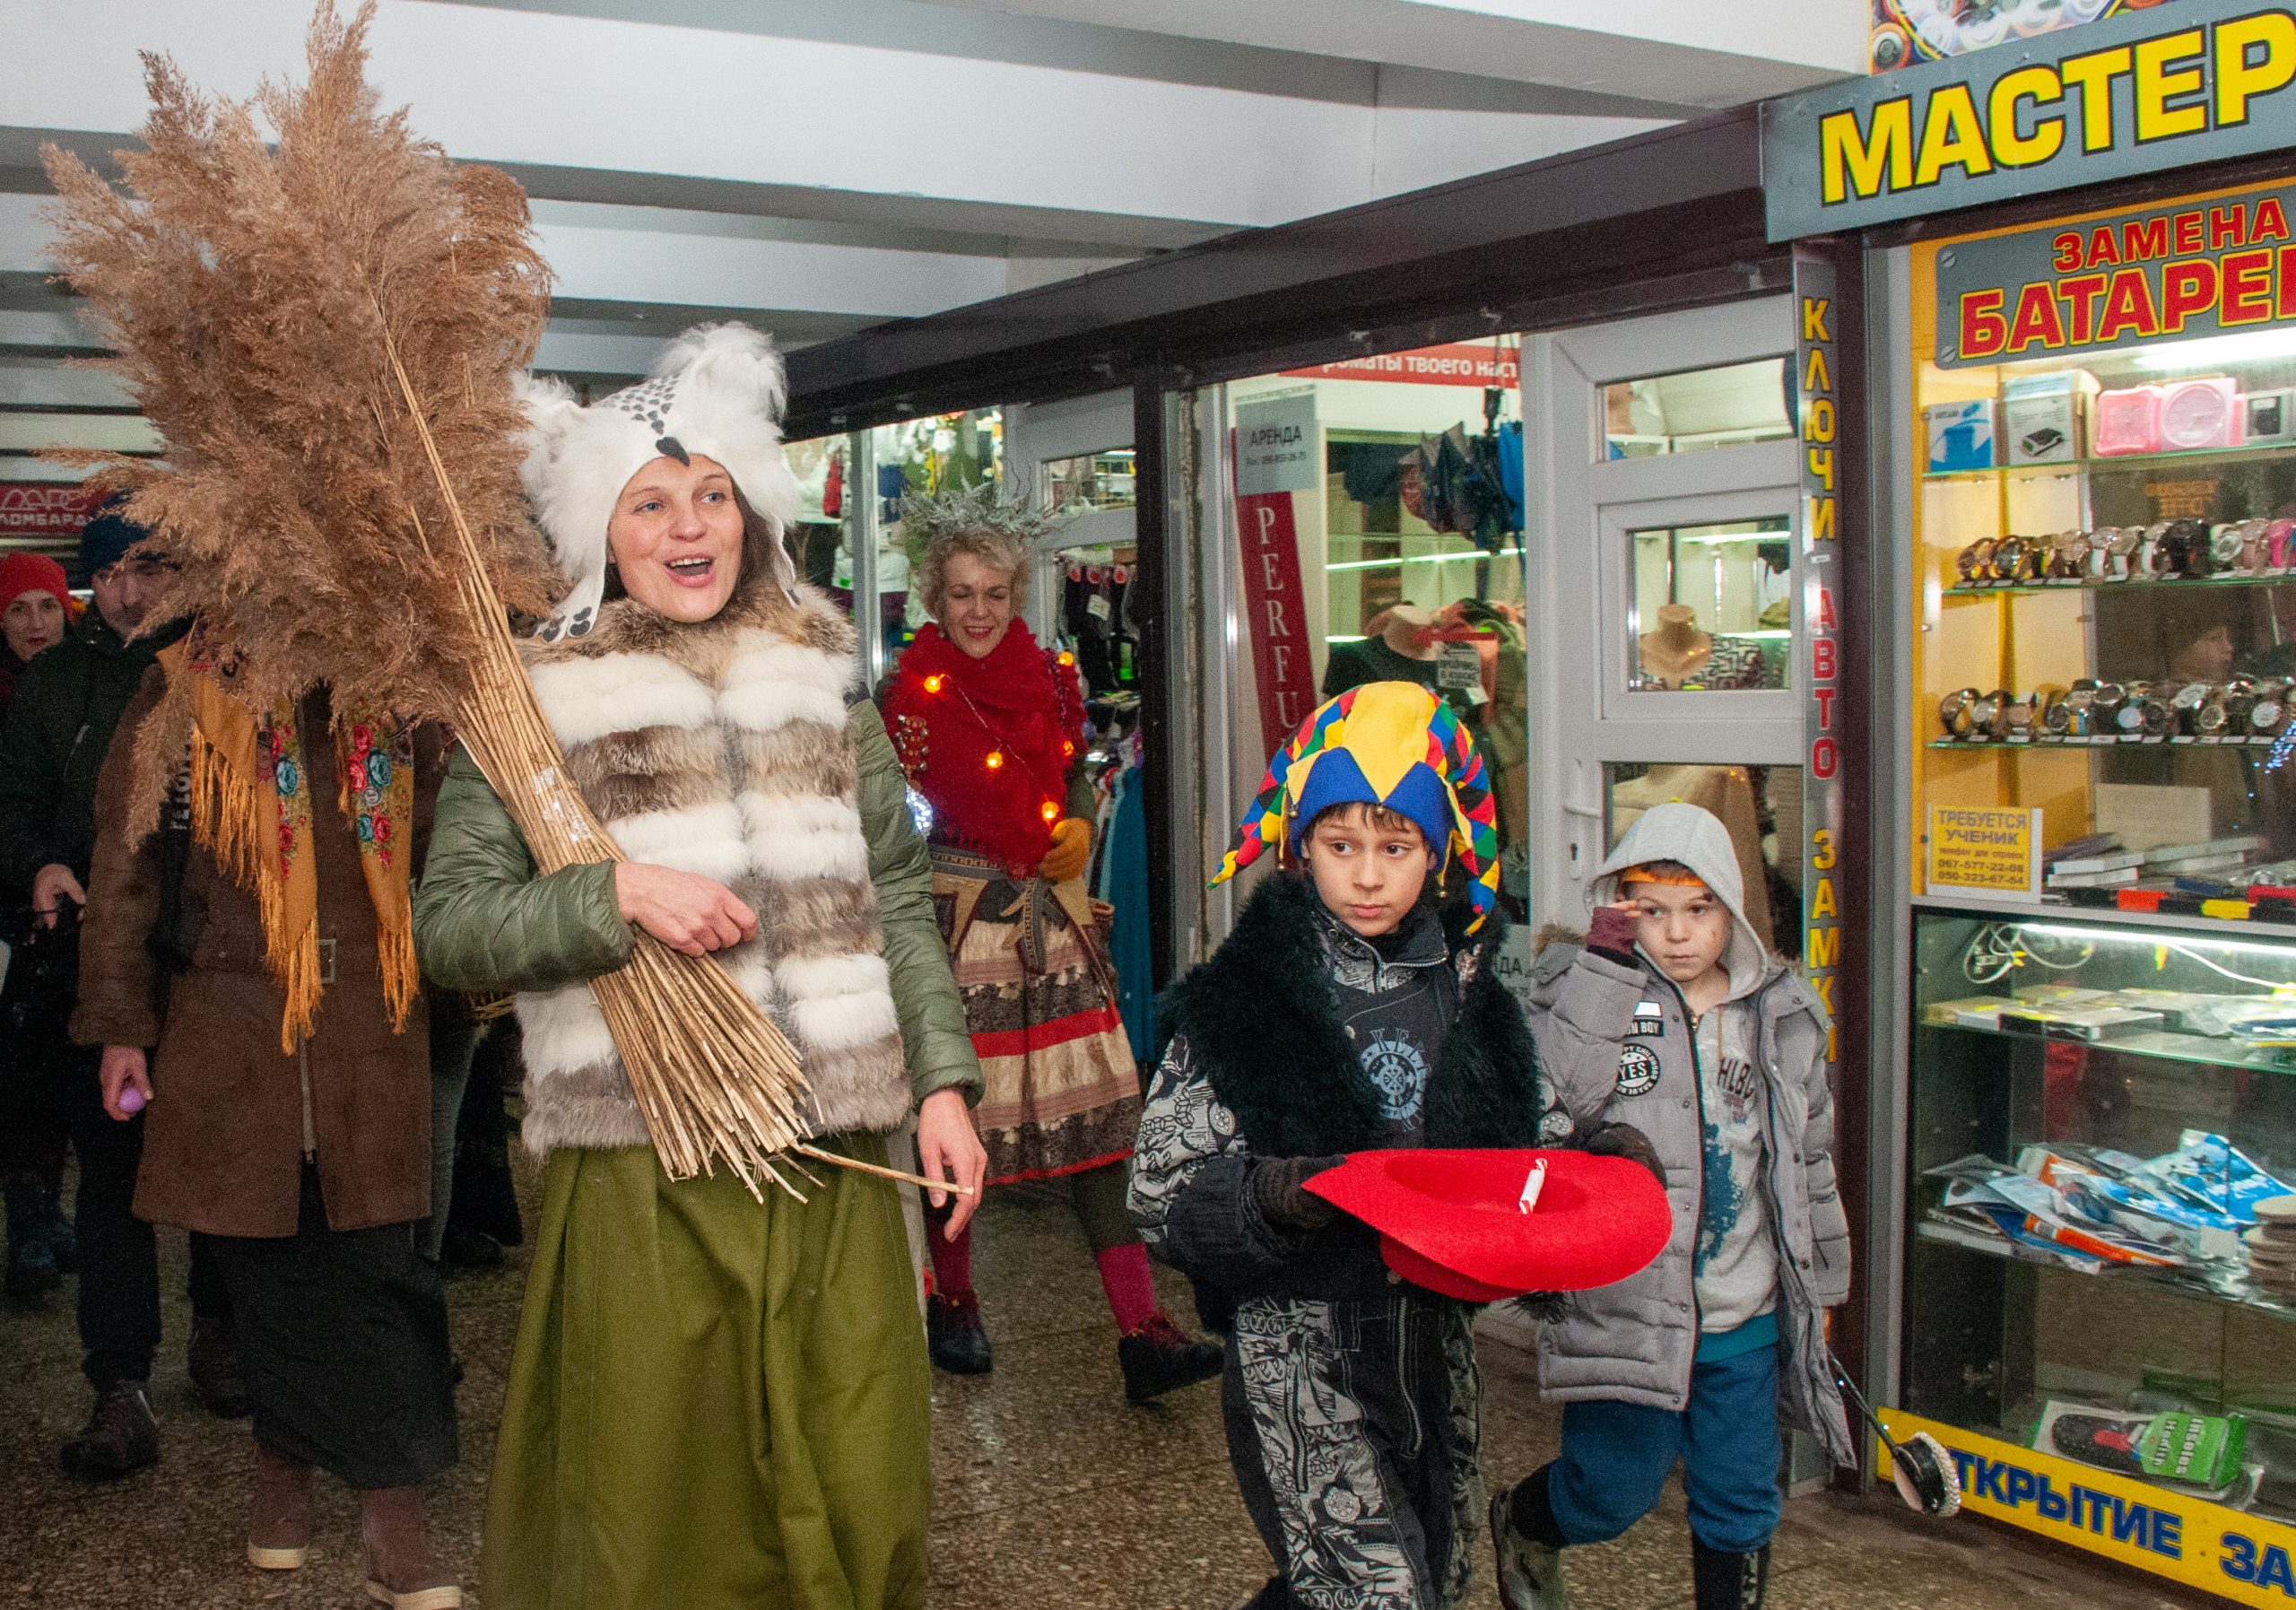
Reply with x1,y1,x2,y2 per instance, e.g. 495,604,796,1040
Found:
1221,1292,1483,1610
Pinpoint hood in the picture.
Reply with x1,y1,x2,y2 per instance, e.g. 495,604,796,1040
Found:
1591,801,1771,1000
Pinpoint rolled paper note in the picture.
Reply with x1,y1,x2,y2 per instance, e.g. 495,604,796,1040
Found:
1518,1158,1547,1214
118,1084,146,1115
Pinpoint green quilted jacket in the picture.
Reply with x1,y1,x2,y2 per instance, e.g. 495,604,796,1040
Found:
413,701,980,1112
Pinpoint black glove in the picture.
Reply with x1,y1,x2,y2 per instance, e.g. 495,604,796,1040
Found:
1580,1121,1666,1187
1250,1154,1346,1234
1510,1291,1567,1325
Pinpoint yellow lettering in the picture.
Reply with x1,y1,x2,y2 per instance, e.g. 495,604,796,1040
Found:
1808,927,1840,969
1989,65,2065,167
1809,496,1837,542
2218,12,2296,126
1803,344,1832,394
1813,827,1836,871
1803,296,1832,344
2134,29,2208,140
1813,876,1838,918
1813,973,1837,1014
1821,100,1912,204
2059,46,2132,152
1915,83,1995,185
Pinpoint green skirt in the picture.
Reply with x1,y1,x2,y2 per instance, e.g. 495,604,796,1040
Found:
480,1136,930,1610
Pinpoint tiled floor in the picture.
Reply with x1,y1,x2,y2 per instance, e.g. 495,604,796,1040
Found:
0,1172,2222,1607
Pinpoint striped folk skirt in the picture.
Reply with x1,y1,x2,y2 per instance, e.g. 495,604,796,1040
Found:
931,848,1142,1184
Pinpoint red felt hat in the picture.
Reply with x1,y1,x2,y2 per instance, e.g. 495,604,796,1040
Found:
1304,1148,1673,1302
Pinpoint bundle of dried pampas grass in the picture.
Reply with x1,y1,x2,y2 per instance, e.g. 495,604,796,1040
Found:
39,2,919,1202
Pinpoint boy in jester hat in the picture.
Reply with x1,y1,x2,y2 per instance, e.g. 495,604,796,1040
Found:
1128,682,1655,1610
1487,801,1855,1610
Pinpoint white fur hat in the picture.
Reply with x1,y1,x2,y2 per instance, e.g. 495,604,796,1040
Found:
516,322,802,640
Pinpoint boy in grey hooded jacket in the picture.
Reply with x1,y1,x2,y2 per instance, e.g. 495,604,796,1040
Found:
1488,802,1853,1610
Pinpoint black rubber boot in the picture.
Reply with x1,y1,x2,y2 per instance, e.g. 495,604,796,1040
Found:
1116,1312,1222,1404
1491,1466,1570,1610
926,1289,994,1375
1691,1539,1770,1610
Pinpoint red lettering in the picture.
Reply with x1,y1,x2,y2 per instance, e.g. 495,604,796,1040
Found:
2257,197,2291,245
1815,686,1838,728
2098,267,2161,339
1960,288,2008,359
1812,639,1838,682
1814,585,1839,632
2210,204,2248,249
2222,248,2274,324
2087,225,2122,265
1812,736,1839,779
2170,211,2202,256
2052,231,2084,272
2161,257,2219,331
2281,246,2296,319
2006,280,2068,352
2059,273,2109,342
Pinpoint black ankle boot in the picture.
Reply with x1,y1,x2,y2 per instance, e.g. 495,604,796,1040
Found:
926,1289,994,1375
1691,1540,1769,1610
1117,1312,1222,1404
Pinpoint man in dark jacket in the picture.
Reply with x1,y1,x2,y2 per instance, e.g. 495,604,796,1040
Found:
0,505,239,1478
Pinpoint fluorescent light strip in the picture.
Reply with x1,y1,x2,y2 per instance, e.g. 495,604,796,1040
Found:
1326,545,1526,572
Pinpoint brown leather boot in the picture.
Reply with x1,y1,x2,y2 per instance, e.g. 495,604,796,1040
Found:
358,1484,461,1609
246,1439,313,1570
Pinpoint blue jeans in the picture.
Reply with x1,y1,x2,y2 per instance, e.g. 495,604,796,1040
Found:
1546,1338,1783,1553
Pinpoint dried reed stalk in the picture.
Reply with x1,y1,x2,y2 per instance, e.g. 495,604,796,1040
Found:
39,1,969,1202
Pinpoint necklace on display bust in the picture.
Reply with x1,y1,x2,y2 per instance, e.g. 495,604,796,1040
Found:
1637,604,1715,689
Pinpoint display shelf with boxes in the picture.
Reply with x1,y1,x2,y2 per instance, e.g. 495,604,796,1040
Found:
1911,187,2296,920
1905,907,2296,1527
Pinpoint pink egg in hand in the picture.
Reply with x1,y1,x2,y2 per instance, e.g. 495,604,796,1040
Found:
118,1085,146,1116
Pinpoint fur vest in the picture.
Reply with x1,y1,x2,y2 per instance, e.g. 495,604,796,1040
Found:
514,581,910,1153
1159,873,1552,1159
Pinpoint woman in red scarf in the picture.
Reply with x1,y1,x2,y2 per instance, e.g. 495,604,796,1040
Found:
880,484,1219,1405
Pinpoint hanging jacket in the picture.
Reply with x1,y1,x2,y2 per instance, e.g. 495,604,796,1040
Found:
1527,802,1855,1466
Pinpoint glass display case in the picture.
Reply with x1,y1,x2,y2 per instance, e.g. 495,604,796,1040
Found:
1909,190,2296,919
1905,907,2296,1527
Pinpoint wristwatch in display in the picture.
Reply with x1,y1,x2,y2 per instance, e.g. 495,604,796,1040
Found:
2212,523,2250,570
2085,528,2119,579
2215,678,2260,736
1955,539,1996,586
2088,681,2128,734
2239,518,2272,573
2057,680,2102,736
2251,683,2291,740
2030,683,2068,739
2131,525,2162,578
1993,535,2039,584
2269,518,2296,571
2118,681,2170,736
2172,680,2213,735
2003,690,2038,739
2048,530,2090,579
1970,689,2007,739
1940,686,1981,737
2169,518,2212,577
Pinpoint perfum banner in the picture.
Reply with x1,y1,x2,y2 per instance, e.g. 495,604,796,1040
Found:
1937,179,2296,366
1232,393,1322,757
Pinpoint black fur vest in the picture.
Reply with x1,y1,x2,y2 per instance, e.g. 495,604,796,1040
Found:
1160,874,1548,1159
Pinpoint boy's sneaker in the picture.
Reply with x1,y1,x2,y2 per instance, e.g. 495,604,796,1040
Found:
926,1289,994,1375
1117,1312,1222,1404
1490,1487,1570,1610
60,1382,159,1480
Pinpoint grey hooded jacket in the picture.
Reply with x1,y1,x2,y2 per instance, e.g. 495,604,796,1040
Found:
1529,802,1855,1466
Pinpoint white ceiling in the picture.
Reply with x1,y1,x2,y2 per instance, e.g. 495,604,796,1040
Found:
0,0,1858,476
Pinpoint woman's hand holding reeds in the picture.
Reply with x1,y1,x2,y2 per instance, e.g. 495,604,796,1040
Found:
613,863,758,957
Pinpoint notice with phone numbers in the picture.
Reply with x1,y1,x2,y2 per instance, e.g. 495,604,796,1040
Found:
1929,805,2041,897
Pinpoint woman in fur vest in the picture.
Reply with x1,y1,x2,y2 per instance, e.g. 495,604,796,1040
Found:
413,325,987,1610
878,484,1222,1404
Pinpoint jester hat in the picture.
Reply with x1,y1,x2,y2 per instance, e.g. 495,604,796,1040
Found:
1211,681,1502,931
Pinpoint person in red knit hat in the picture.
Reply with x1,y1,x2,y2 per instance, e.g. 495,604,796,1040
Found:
879,481,1221,1403
0,552,72,711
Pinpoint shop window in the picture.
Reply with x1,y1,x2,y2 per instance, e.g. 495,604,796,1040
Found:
1604,762,1804,959
1602,358,1793,460
1045,448,1135,513
1626,517,1792,692
1219,343,1529,916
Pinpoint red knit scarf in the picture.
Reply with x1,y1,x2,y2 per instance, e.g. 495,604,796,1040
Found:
883,621,1084,875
